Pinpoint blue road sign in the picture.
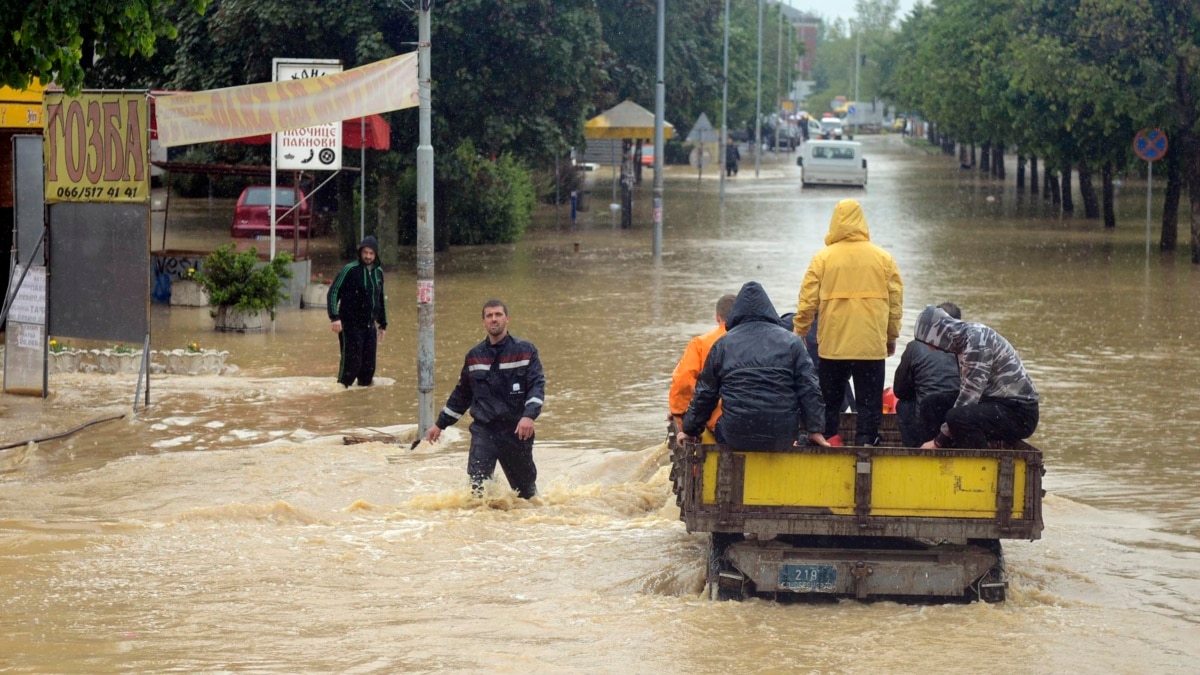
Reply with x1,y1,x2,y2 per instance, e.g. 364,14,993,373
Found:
1134,128,1168,162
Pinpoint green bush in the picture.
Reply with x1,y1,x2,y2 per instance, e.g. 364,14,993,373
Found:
397,140,536,246
195,245,293,319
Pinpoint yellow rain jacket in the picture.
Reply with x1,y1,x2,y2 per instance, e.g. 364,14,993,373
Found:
792,199,903,360
669,324,725,431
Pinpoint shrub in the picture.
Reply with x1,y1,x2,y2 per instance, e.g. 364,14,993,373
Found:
195,245,293,319
397,140,536,246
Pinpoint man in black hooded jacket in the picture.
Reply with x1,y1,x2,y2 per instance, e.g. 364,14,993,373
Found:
678,281,828,451
327,235,387,387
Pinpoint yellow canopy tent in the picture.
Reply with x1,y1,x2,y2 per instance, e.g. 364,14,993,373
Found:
584,99,674,140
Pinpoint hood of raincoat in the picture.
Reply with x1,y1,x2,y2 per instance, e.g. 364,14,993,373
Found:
824,199,870,246
725,281,783,330
358,236,379,264
914,304,967,353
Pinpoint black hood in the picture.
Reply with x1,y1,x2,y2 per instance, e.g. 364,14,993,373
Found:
726,281,783,330
358,236,379,264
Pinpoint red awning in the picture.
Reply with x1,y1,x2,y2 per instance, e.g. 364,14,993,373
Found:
221,115,391,150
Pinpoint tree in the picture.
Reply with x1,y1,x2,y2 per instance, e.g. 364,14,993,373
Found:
0,0,208,94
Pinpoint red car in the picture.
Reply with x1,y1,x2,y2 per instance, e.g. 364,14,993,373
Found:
231,186,311,238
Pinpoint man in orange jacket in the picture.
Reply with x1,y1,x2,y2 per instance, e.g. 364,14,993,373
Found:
670,294,736,435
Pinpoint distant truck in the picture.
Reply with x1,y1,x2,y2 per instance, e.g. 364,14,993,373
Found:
669,413,1044,602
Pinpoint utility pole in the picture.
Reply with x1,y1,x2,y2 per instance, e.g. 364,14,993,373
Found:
653,0,664,258
416,0,436,438
755,0,762,177
720,0,730,201
853,26,861,137
775,4,782,154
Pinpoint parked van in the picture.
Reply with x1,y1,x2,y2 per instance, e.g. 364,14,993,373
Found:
796,140,867,187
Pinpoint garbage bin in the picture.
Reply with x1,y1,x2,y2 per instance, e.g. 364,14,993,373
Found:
576,190,591,212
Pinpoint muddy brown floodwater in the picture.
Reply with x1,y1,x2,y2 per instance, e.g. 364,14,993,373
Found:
1,136,1197,672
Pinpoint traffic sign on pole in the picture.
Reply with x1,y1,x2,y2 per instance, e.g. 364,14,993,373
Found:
1133,128,1167,162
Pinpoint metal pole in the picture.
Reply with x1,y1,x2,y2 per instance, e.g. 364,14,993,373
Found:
360,118,366,242
775,5,782,155
755,0,763,177
853,28,860,137
720,0,729,201
270,132,277,261
1146,162,1152,258
416,0,436,438
653,0,665,258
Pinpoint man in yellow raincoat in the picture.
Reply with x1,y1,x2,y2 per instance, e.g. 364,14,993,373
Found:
793,199,903,446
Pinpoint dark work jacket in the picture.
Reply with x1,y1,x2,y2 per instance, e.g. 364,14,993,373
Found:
328,260,387,331
436,333,546,430
683,281,824,450
892,339,959,402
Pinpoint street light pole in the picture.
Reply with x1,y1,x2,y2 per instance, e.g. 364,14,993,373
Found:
755,0,762,177
653,0,664,258
853,27,861,137
720,0,729,201
416,0,436,438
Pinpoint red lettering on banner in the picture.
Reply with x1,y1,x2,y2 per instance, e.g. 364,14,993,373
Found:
125,99,146,180
86,100,104,182
209,92,230,128
102,100,123,180
65,101,86,182
44,102,62,182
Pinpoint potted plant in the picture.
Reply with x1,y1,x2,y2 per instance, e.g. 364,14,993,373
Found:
92,343,144,374
160,341,229,375
170,266,210,307
195,244,293,332
48,338,84,374
301,272,330,310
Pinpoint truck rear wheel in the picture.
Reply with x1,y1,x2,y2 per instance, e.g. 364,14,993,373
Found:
707,533,750,601
968,539,1007,603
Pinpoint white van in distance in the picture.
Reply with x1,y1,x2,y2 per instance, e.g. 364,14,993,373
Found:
796,140,867,187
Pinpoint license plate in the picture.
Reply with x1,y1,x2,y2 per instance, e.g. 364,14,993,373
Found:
779,564,837,592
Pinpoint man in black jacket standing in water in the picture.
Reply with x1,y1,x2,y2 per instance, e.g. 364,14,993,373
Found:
678,282,828,451
423,300,545,499
327,235,387,387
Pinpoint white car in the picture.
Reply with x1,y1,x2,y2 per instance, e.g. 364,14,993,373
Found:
796,140,867,187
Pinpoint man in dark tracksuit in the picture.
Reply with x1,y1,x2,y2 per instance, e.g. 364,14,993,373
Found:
327,236,387,387
423,299,545,499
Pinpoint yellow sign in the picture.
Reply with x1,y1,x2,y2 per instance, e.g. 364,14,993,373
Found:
154,53,419,147
782,101,795,113
43,92,150,204
0,78,47,129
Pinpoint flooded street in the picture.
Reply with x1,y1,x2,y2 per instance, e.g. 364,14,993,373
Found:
2,135,1198,672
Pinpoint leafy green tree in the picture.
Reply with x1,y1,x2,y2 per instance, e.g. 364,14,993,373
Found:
0,0,208,94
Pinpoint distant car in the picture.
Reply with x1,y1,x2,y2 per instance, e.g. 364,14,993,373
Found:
820,118,845,140
231,186,311,238
796,140,868,188
640,144,655,167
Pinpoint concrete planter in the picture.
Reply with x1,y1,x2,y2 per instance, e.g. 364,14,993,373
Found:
301,282,330,310
90,349,145,375
49,349,85,374
160,349,229,375
170,279,210,307
213,306,266,333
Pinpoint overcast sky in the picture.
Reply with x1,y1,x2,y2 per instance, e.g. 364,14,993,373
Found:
790,0,921,26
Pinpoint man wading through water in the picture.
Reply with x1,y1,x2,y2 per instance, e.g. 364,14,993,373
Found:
424,300,545,499
327,236,387,387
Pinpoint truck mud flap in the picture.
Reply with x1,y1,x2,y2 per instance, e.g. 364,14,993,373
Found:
723,540,1004,602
